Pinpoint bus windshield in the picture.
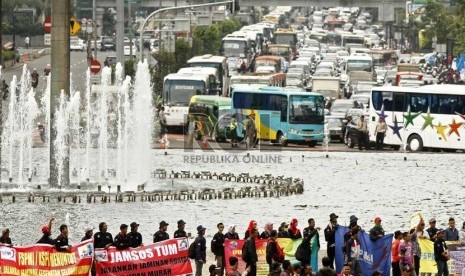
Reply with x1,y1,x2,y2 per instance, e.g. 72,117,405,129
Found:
343,36,364,46
347,60,372,73
164,80,205,106
275,34,297,46
222,41,246,57
289,95,324,124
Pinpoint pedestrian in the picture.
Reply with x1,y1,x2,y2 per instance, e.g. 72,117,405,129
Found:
399,232,416,276
278,222,290,238
339,263,353,276
244,220,257,239
227,256,250,276
0,228,12,245
304,218,321,269
281,260,294,276
230,115,238,148
128,222,143,247
94,222,113,249
410,217,429,276
243,228,259,276
260,222,273,239
1,80,9,100
114,224,130,249
212,223,226,276
174,220,187,238
356,115,368,150
426,218,438,242
81,228,93,241
289,218,302,239
159,106,167,139
266,230,284,272
37,218,55,245
44,64,51,77
392,231,402,276
25,36,30,49
374,118,387,150
321,257,332,269
434,229,450,276
153,221,169,243
345,228,362,276
31,68,39,89
225,225,239,240
459,222,465,241
55,224,71,252
369,217,385,241
324,213,339,269
195,225,207,276
245,113,257,150
445,217,459,241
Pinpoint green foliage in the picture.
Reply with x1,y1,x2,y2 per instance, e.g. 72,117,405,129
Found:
102,9,116,36
2,51,15,61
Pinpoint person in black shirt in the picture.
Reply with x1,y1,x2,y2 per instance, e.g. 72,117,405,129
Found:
434,229,450,276
55,224,71,252
0,228,12,245
212,223,226,276
37,218,55,245
195,225,207,276
114,224,131,250
81,228,93,242
153,221,169,243
427,218,438,242
174,220,187,238
324,213,339,269
94,222,113,249
128,222,143,248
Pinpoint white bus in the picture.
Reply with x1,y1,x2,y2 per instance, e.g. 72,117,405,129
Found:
163,73,213,128
369,85,465,152
186,55,229,96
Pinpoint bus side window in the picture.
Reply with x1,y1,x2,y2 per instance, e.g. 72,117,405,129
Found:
281,96,288,122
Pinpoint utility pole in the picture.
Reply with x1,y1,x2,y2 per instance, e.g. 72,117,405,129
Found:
129,0,133,59
116,0,124,73
50,0,71,187
93,0,97,60
0,0,3,184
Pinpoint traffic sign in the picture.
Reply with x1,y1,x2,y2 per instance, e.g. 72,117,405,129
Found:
44,16,51,33
44,34,51,46
70,17,81,36
90,59,102,75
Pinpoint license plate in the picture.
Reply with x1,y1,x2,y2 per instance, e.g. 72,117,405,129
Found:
305,138,313,142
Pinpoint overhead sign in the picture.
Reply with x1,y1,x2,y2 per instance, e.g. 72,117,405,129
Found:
70,17,81,36
43,16,51,33
90,59,102,75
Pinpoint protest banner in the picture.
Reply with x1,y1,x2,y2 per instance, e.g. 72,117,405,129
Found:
0,239,93,276
95,238,192,276
420,240,465,274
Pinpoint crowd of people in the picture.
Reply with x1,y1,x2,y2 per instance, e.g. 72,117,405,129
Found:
0,214,464,276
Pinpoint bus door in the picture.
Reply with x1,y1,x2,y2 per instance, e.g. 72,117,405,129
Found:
389,92,406,144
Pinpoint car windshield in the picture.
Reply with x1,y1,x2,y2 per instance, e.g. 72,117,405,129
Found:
222,41,246,57
164,80,205,106
289,95,324,124
347,60,372,72
332,102,354,112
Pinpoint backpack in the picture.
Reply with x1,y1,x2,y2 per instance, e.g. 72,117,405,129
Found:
266,240,285,264
188,238,197,259
241,240,250,262
295,239,310,262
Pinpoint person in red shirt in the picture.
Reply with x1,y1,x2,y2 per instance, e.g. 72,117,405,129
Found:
392,230,402,276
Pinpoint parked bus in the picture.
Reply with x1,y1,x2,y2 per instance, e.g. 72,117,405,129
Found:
177,67,221,95
369,85,465,152
231,86,325,147
186,55,229,96
273,29,298,60
163,73,214,128
188,95,232,141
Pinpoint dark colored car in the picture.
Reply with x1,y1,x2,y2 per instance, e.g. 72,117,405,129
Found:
344,115,373,149
100,36,116,51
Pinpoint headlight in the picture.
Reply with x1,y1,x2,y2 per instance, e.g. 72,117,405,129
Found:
288,128,299,134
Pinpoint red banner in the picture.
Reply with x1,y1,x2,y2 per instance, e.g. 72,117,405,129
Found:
95,238,193,276
0,240,93,276
224,239,269,276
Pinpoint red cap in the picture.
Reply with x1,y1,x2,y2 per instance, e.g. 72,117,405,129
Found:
42,226,49,234
374,217,382,223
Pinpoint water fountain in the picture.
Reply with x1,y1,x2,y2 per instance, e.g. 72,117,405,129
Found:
1,61,154,191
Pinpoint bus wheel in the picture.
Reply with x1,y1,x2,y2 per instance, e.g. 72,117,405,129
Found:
276,132,288,147
407,134,423,152
308,141,317,147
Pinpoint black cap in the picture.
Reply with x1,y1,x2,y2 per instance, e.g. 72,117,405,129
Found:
330,213,338,220
394,230,402,237
120,224,128,230
130,222,139,228
160,221,169,227
178,220,186,225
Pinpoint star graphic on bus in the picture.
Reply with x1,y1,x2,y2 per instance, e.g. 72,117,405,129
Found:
389,115,403,141
435,122,448,141
421,108,435,130
448,119,463,137
455,112,465,122
376,104,388,121
403,106,421,128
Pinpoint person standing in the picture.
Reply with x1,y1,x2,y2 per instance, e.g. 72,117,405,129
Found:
399,232,416,276
114,224,130,249
25,36,30,49
356,115,368,150
55,224,71,252
243,228,259,276
0,229,12,245
459,222,465,242
212,223,226,276
427,218,438,242
260,223,274,239
278,222,290,238
434,229,450,276
94,222,113,249
374,118,387,150
345,228,362,276
225,225,240,240
37,218,55,245
411,217,429,276
153,221,169,243
289,218,302,240
324,213,339,269
304,218,321,270
445,217,459,241
159,106,167,139
128,222,143,247
81,228,93,242
228,256,251,276
392,231,402,276
244,220,257,239
195,225,207,276
245,113,257,150
230,115,238,148
266,230,284,272
369,217,385,241
174,220,187,238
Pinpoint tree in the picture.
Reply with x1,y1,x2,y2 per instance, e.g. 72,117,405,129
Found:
102,9,116,36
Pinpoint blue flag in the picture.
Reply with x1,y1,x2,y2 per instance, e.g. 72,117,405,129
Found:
335,226,393,276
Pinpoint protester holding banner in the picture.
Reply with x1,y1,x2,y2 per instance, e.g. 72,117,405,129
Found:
81,227,93,241
266,230,284,271
261,223,274,239
325,213,339,269
410,217,429,276
114,224,131,249
278,222,290,238
245,220,258,239
0,228,12,245
36,217,55,245
196,225,208,276
154,221,170,243
55,224,71,252
174,220,188,238
289,219,302,240
369,218,385,242
345,228,362,276
94,222,113,249
426,218,438,242
225,225,240,240
434,229,450,276
392,231,402,276
128,221,143,247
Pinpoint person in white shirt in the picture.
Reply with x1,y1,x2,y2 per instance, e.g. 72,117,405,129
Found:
459,222,465,241
374,118,387,150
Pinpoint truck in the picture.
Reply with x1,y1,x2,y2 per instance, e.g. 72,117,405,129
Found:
311,77,341,100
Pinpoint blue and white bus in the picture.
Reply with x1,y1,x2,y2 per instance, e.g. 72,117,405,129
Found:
231,86,325,146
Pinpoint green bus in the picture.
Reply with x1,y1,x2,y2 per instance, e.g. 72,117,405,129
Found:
188,95,232,142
